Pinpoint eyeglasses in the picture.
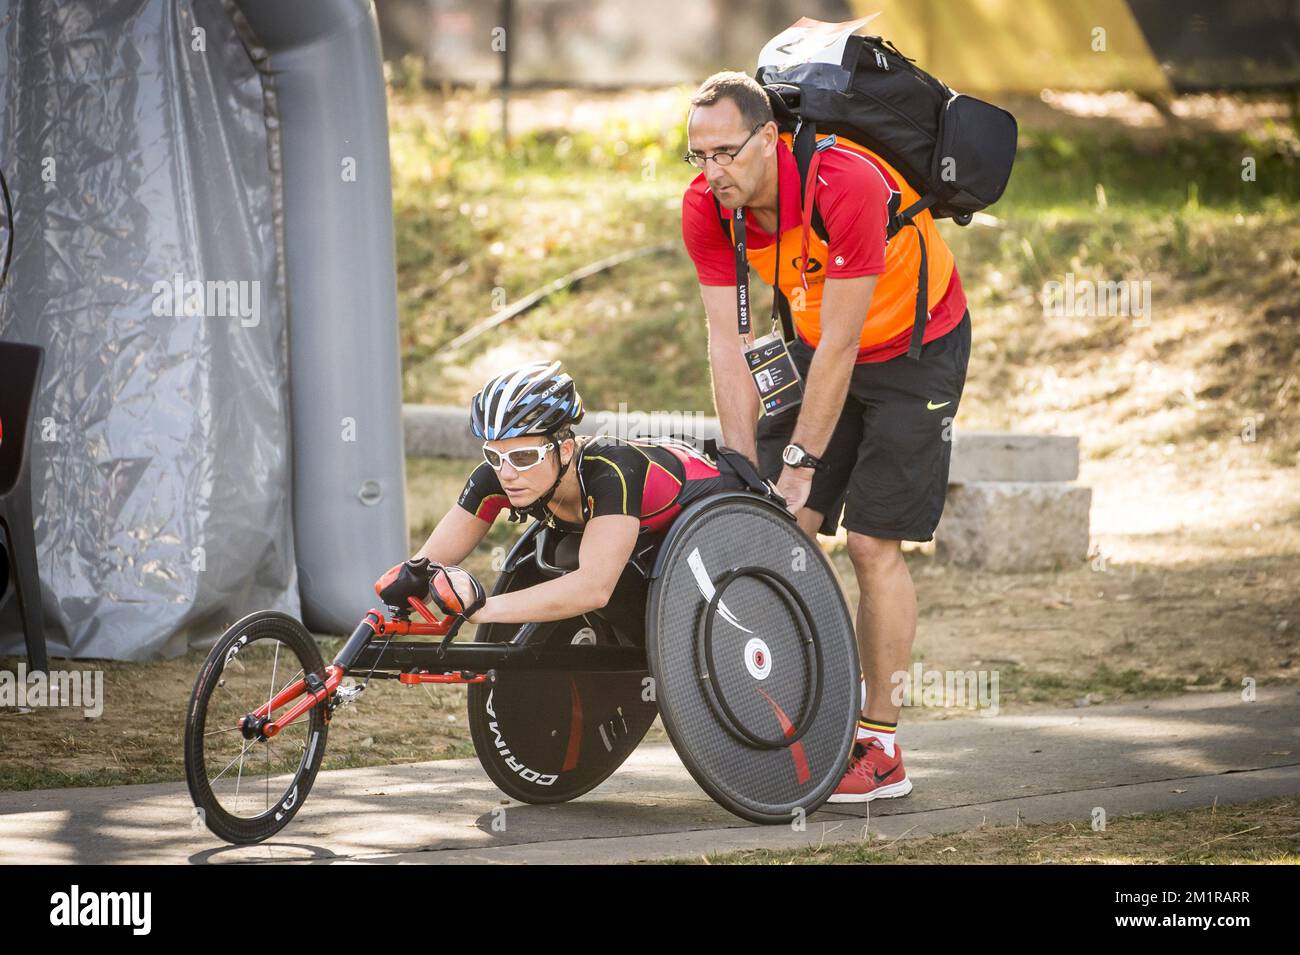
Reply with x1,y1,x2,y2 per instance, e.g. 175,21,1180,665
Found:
683,124,763,169
482,442,555,472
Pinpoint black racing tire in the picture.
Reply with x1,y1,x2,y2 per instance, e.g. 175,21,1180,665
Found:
184,611,330,845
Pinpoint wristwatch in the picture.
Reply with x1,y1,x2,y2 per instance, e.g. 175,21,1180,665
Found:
782,443,826,471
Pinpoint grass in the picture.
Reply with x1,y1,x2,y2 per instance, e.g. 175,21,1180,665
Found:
659,795,1300,864
989,662,1190,705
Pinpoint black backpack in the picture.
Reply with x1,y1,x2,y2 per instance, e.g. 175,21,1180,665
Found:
724,32,1018,360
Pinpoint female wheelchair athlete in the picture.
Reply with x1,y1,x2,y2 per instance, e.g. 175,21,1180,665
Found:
183,481,861,846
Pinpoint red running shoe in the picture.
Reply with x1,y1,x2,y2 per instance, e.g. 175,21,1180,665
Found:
826,736,913,803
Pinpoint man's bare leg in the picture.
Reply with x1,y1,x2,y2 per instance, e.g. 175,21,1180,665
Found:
792,516,916,724
845,532,915,724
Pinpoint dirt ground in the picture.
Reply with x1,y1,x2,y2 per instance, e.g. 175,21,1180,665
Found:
888,449,1300,722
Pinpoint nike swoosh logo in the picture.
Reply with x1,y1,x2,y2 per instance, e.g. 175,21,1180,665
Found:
873,767,897,785
926,400,951,410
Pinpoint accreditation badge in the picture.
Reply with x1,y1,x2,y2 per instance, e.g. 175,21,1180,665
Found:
742,333,803,416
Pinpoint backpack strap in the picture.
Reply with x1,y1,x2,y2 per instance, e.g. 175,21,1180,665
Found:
797,142,826,294
889,194,938,360
791,122,828,243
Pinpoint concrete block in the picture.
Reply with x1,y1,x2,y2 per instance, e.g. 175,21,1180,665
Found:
935,481,1092,572
949,432,1079,483
402,404,481,459
402,407,1081,489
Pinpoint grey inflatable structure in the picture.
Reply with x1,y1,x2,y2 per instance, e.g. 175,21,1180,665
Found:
0,0,406,659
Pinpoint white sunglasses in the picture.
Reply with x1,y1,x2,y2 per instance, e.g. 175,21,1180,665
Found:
482,442,555,472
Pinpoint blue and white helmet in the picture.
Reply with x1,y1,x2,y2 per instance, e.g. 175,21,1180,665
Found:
470,361,585,440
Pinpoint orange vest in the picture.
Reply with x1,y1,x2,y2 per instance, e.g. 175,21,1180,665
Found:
732,132,956,352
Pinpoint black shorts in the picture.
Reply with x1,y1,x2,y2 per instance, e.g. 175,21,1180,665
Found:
757,311,971,542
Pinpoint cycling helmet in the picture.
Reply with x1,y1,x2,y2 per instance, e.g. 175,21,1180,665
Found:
471,361,586,525
470,360,585,440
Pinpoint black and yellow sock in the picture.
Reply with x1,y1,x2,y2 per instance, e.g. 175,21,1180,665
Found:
856,717,897,757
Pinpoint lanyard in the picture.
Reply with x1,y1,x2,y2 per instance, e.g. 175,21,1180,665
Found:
732,166,782,341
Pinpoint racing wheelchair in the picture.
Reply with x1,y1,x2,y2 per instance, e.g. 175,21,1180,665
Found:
184,482,861,845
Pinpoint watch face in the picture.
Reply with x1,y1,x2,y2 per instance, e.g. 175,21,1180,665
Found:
782,445,802,466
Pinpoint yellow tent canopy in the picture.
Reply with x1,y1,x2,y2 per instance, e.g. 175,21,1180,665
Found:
851,0,1171,94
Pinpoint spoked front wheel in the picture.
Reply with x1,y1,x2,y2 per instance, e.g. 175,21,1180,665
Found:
184,611,330,844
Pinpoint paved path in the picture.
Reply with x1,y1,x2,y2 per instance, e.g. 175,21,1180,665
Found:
1,687,1295,864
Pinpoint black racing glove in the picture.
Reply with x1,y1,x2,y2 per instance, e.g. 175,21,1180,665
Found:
374,556,440,611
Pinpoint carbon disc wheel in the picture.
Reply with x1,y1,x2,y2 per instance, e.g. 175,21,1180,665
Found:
645,493,860,824
467,562,657,804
